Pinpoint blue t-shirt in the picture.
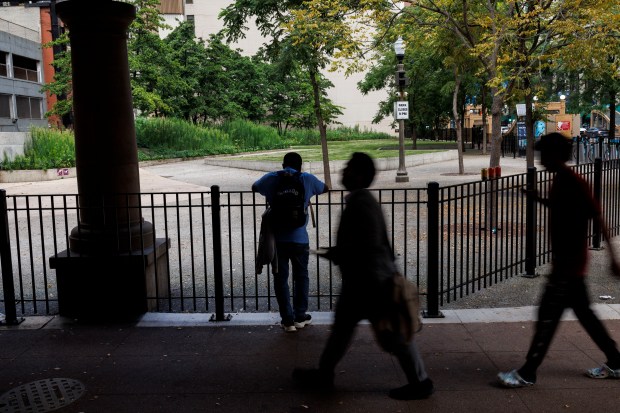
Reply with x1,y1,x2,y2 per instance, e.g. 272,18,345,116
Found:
253,167,326,243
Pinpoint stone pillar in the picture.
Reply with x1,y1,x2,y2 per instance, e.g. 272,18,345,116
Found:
49,0,168,321
59,0,152,253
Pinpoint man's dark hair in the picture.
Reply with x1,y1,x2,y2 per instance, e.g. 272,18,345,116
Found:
534,132,573,162
282,152,303,171
349,152,376,188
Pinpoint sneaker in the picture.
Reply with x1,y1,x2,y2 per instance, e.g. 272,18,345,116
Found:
294,314,312,329
497,370,534,388
292,368,334,390
281,321,297,333
586,364,620,379
389,378,434,400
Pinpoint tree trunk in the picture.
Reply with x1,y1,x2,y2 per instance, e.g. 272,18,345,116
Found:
525,77,535,168
489,86,503,167
452,70,464,174
309,69,331,188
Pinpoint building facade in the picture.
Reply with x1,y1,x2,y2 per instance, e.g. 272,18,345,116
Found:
0,6,48,134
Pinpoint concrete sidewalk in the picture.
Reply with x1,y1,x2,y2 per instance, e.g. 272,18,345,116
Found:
1,149,532,195
3,308,620,412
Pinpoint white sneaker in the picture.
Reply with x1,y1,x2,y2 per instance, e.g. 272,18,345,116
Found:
281,322,297,333
294,314,312,329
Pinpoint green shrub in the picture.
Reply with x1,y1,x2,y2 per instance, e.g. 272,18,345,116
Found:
285,125,392,145
135,117,231,154
0,118,395,170
219,119,288,151
1,127,75,170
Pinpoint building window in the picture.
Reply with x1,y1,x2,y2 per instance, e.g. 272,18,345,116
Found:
12,54,39,82
186,0,193,3
15,96,42,119
0,94,10,119
0,52,7,78
186,15,195,34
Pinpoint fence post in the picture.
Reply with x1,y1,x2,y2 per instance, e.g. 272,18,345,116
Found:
423,182,443,318
523,167,538,277
592,158,603,249
0,190,22,325
210,185,230,322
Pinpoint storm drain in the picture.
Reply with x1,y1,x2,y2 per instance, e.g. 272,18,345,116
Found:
0,378,85,413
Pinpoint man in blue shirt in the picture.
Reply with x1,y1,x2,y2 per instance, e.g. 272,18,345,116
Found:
252,152,329,332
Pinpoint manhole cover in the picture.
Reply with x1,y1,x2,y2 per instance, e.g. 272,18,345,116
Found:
0,378,85,413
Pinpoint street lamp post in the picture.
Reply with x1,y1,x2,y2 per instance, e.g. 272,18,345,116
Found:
394,37,409,183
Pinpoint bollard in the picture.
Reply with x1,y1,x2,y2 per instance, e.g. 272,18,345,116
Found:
481,168,488,181
495,166,502,178
488,167,496,179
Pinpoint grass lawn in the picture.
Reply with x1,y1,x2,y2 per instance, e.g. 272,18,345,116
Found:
231,139,455,162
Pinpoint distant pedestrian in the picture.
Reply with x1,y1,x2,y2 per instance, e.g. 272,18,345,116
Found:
498,133,620,388
292,152,433,400
252,152,329,332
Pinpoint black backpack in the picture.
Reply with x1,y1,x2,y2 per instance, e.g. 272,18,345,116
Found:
270,171,306,230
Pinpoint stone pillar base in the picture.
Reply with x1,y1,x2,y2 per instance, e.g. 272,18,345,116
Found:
50,238,169,321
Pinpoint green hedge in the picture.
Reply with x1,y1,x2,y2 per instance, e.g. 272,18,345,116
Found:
1,127,75,170
0,119,393,170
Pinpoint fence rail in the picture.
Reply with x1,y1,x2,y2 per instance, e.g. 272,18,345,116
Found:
1,159,619,321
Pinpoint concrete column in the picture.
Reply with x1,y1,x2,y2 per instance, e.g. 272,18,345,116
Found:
50,1,168,321
57,0,153,254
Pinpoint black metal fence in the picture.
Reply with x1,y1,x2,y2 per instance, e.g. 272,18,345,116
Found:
1,159,619,322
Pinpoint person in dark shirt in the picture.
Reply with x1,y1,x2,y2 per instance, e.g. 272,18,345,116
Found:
498,133,620,387
292,152,433,400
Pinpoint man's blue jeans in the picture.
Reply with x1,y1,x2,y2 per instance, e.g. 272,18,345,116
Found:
274,242,309,324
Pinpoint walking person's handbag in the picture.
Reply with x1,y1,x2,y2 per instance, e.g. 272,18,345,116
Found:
371,272,422,352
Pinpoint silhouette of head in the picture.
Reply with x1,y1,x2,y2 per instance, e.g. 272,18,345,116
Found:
282,152,302,171
535,132,572,172
342,152,376,191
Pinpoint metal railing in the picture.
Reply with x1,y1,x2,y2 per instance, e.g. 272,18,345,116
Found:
1,160,619,322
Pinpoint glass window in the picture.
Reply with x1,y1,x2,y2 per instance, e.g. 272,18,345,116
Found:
15,96,42,119
186,0,193,3
0,52,7,77
30,98,42,119
0,94,10,118
12,54,39,82
16,96,30,118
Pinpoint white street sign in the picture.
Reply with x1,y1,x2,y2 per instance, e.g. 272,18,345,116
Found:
394,101,409,120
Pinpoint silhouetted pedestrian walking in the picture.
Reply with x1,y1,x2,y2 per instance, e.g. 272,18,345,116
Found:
292,152,433,400
498,133,620,387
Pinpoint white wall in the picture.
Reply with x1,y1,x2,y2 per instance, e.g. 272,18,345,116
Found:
0,8,40,41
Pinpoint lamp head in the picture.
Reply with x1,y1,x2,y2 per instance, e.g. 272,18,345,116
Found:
394,36,405,61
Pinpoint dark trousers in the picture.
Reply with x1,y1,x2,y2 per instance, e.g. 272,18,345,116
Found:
520,276,620,377
274,242,309,324
318,288,427,385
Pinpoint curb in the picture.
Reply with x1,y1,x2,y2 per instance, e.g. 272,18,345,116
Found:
203,150,459,173
0,167,76,183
